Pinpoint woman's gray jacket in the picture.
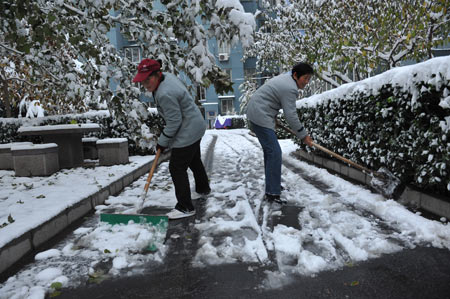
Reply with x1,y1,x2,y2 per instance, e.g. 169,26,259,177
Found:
154,73,206,149
246,72,307,140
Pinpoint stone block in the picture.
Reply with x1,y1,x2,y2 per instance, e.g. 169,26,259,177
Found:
323,158,335,172
421,193,450,219
32,212,68,248
123,173,133,186
340,164,350,177
348,167,366,184
12,143,59,176
398,186,421,208
97,138,129,166
82,137,98,160
0,142,33,170
67,198,92,224
92,188,110,206
109,179,124,196
0,234,32,274
313,155,323,165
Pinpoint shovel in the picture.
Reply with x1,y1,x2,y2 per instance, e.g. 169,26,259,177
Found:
276,122,403,199
99,148,168,251
139,147,162,210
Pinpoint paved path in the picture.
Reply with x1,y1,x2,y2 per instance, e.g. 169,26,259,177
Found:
3,130,450,298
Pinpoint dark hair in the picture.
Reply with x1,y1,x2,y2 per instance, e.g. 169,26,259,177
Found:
292,62,314,77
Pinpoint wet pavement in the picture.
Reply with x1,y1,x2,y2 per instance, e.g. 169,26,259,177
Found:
58,230,450,299
3,131,450,299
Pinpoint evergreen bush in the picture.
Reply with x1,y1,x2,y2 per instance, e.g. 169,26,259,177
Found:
293,58,450,198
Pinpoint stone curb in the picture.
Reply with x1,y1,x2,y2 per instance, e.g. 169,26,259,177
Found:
0,152,170,275
292,149,450,220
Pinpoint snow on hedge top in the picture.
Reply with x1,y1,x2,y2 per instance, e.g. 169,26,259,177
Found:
297,56,450,109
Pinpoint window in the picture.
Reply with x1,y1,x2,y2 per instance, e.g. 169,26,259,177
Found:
124,46,141,63
218,41,231,54
244,68,256,82
195,85,206,103
224,68,232,81
220,98,235,114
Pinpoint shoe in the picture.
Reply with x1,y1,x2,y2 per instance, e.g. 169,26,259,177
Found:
196,188,211,196
166,208,196,220
264,194,287,204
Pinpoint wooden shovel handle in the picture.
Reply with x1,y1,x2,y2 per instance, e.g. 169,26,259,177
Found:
143,148,162,193
276,121,375,175
309,141,374,174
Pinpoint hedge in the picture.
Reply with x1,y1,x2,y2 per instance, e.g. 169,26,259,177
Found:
291,57,450,198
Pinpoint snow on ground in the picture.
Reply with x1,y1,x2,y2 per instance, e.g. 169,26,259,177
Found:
0,156,154,248
1,129,450,298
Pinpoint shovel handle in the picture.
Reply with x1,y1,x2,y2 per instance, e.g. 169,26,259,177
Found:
143,148,162,193
276,121,375,175
310,141,374,175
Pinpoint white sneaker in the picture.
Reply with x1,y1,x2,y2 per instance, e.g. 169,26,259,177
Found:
166,208,196,220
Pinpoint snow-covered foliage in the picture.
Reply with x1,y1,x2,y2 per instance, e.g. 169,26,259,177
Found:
24,100,45,118
1,0,255,152
244,0,449,89
289,56,450,197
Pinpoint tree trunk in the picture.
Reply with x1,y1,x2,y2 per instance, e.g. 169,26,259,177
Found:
0,69,12,118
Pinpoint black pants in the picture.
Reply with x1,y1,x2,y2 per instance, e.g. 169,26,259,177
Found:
169,139,210,212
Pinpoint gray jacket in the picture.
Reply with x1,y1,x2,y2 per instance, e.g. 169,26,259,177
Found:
246,72,307,140
154,73,206,148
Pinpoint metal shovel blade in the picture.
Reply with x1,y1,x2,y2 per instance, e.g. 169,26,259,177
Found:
370,167,404,199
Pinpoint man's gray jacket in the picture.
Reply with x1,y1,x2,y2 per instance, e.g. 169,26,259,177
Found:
246,72,307,140
154,73,206,149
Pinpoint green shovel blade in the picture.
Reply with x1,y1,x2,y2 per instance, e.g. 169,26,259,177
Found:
100,213,168,251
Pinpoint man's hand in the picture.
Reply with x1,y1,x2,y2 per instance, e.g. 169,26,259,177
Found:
302,135,313,147
156,144,166,152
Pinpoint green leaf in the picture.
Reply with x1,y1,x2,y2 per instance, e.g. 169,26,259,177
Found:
104,249,111,253
350,281,359,286
8,214,15,223
36,194,46,199
48,14,56,23
51,282,63,290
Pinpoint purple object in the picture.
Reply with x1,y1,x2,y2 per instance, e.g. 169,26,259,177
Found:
215,118,232,129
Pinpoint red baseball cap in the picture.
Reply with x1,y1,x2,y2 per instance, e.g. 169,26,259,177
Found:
132,58,161,82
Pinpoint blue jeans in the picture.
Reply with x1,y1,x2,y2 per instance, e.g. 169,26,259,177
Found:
250,122,281,196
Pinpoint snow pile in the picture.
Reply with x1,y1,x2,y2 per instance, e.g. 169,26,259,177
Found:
0,221,167,299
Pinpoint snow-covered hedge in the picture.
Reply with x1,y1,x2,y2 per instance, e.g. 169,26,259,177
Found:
294,57,450,198
0,110,165,155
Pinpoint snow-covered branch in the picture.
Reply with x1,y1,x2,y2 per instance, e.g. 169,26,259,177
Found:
0,43,24,55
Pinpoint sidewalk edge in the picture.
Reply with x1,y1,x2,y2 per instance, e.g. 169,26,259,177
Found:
291,150,450,220
0,152,170,276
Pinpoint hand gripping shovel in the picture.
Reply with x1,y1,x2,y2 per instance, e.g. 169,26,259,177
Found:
276,122,403,199
100,148,168,251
